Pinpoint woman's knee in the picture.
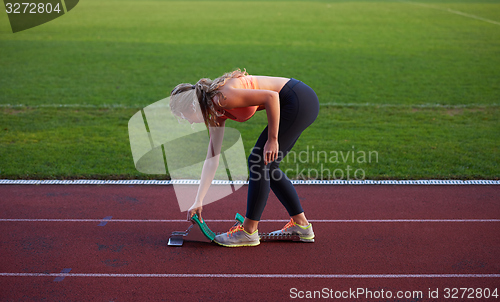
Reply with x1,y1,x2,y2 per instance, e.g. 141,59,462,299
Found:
248,147,264,167
269,164,287,181
248,148,267,181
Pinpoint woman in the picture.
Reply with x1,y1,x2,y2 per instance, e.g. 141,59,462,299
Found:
170,69,319,247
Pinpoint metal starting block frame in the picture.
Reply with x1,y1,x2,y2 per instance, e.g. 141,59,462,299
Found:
168,214,218,246
259,233,302,242
168,213,310,246
167,223,215,246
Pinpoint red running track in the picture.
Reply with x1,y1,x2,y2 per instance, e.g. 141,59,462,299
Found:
0,184,499,301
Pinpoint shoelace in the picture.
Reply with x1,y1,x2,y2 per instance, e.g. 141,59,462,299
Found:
281,219,295,231
227,224,244,236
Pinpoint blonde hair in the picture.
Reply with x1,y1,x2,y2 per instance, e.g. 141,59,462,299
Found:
170,69,248,127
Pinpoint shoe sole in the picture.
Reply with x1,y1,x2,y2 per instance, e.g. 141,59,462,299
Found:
300,237,315,243
214,240,261,247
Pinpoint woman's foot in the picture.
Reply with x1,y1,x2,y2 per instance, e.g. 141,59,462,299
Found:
214,225,260,247
269,218,315,242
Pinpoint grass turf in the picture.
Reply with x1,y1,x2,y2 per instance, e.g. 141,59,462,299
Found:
1,105,498,180
0,0,499,179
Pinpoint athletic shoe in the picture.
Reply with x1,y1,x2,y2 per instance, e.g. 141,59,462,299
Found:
214,225,260,247
269,218,315,242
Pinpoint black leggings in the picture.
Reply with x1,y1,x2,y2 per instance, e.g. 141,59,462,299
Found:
246,78,319,221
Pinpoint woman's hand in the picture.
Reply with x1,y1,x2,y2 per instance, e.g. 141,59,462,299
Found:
264,138,279,165
187,202,203,222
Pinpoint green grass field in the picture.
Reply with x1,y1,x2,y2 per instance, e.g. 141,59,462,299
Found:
1,0,499,180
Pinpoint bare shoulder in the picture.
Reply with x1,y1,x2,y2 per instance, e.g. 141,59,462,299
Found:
219,77,242,89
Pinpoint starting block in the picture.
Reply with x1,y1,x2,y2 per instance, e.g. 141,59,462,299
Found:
167,214,217,246
167,213,310,246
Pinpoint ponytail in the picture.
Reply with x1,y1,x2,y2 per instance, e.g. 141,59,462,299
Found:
170,68,248,128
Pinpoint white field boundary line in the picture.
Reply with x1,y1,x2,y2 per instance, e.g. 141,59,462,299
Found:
1,218,499,223
0,104,142,109
1,273,499,279
320,103,500,108
401,0,500,26
1,179,499,185
1,103,500,109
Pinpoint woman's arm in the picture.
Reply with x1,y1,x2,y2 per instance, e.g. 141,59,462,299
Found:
220,88,280,164
187,119,226,221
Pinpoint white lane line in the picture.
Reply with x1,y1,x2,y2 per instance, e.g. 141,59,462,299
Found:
0,218,499,223
401,0,500,26
97,216,112,226
0,273,499,278
0,218,189,223
1,179,499,185
53,268,71,282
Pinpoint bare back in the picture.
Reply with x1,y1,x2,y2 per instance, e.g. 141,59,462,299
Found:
223,75,290,92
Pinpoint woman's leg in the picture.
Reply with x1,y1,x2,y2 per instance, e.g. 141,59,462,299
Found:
245,128,271,224
268,80,319,222
243,127,304,232
245,80,319,228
